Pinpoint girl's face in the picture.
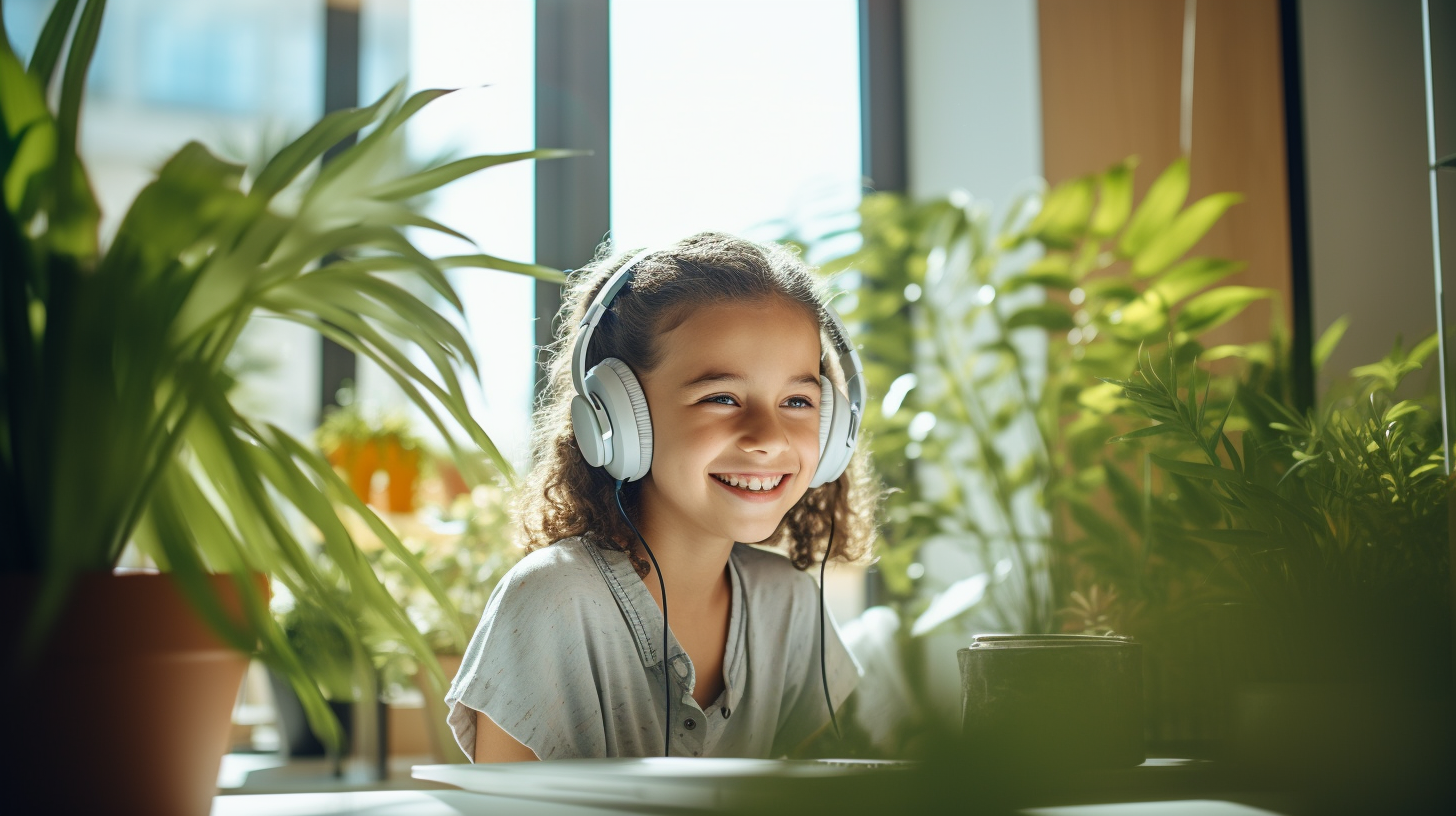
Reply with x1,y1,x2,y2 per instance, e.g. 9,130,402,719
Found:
638,297,824,548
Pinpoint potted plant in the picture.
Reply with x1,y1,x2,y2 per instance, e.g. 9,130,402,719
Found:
0,3,569,813
270,447,520,765
786,156,1273,745
318,405,427,513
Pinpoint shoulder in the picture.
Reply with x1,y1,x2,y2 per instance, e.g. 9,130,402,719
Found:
490,536,616,613
505,536,603,586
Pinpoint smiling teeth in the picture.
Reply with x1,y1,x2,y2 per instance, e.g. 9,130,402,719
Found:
714,474,784,491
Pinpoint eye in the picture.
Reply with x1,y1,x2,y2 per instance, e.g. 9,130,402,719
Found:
702,394,739,406
784,396,816,409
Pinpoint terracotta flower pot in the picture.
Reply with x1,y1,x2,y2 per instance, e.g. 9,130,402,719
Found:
380,436,420,513
0,572,259,816
348,439,382,505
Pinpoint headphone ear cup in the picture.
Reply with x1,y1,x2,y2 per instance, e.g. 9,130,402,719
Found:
571,394,609,467
817,377,834,456
585,358,654,481
810,376,853,489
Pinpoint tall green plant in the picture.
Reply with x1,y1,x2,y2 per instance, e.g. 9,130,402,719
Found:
796,157,1274,637
1,1,571,747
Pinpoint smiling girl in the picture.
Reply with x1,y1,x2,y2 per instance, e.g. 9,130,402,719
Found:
445,233,876,761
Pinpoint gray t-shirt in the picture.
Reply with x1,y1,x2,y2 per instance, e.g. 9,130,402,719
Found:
445,535,860,760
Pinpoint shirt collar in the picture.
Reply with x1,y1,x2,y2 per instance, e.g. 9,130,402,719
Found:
581,535,747,715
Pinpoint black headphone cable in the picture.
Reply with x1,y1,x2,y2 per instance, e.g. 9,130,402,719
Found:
819,512,841,741
615,479,671,757
616,480,841,755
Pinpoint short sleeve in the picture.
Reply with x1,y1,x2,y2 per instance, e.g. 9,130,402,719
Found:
771,572,862,756
444,550,607,761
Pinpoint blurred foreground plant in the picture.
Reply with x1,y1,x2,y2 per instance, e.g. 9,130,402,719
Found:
1111,335,1451,686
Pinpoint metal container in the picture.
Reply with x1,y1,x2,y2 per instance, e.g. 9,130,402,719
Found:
958,634,1144,769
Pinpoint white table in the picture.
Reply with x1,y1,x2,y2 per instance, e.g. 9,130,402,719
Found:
212,792,1287,816
211,790,617,816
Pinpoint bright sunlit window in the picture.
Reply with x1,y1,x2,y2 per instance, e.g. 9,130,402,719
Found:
610,0,862,249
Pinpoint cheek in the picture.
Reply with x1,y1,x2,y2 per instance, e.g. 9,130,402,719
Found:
793,420,823,463
651,410,716,469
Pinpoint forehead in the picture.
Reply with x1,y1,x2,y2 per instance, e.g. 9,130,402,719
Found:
652,298,822,378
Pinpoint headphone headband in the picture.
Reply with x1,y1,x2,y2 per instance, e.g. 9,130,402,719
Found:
821,300,866,410
571,247,659,398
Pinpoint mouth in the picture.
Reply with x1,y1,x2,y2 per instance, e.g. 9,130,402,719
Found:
710,472,791,501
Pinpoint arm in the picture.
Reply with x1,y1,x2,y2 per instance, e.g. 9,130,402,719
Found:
474,709,540,763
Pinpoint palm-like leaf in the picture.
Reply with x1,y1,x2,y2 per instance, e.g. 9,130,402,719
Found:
2,2,573,747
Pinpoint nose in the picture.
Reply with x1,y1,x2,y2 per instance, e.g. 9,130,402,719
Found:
736,401,792,457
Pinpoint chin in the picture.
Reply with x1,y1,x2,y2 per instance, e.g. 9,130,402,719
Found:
733,522,786,546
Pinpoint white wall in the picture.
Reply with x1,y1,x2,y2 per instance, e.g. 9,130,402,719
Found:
905,0,1043,207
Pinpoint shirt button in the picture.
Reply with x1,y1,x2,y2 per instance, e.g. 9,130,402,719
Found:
721,707,731,719
684,718,697,730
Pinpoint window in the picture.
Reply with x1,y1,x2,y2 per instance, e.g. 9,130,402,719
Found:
610,0,861,249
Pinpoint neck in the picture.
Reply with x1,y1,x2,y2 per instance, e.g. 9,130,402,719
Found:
630,482,734,613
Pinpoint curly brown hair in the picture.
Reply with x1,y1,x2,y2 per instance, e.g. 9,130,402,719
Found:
516,232,877,577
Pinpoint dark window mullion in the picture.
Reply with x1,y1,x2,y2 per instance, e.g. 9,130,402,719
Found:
534,0,611,399
861,0,907,193
319,1,360,419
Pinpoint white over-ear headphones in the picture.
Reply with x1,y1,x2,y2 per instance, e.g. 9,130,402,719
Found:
569,246,865,487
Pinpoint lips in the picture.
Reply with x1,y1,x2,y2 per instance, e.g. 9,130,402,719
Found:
710,472,792,501
712,473,785,491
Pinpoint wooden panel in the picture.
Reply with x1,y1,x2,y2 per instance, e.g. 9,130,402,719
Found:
1038,0,1293,346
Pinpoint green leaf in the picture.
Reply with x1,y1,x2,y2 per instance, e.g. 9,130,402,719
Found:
273,432,469,652
1001,254,1075,291
1174,286,1273,336
24,0,79,88
438,253,568,283
1006,304,1076,331
1410,462,1442,478
310,86,452,192
1,44,57,217
103,141,246,281
1089,158,1135,238
1131,192,1242,277
1187,529,1276,548
1068,500,1126,545
1151,257,1246,304
48,0,106,259
1310,315,1349,372
1117,157,1189,258
1110,423,1178,443
368,148,586,201
1409,332,1440,367
1027,176,1095,248
1151,454,1242,483
249,88,397,203
1082,277,1140,302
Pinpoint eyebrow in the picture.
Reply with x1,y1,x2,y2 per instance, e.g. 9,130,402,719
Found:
679,371,820,391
